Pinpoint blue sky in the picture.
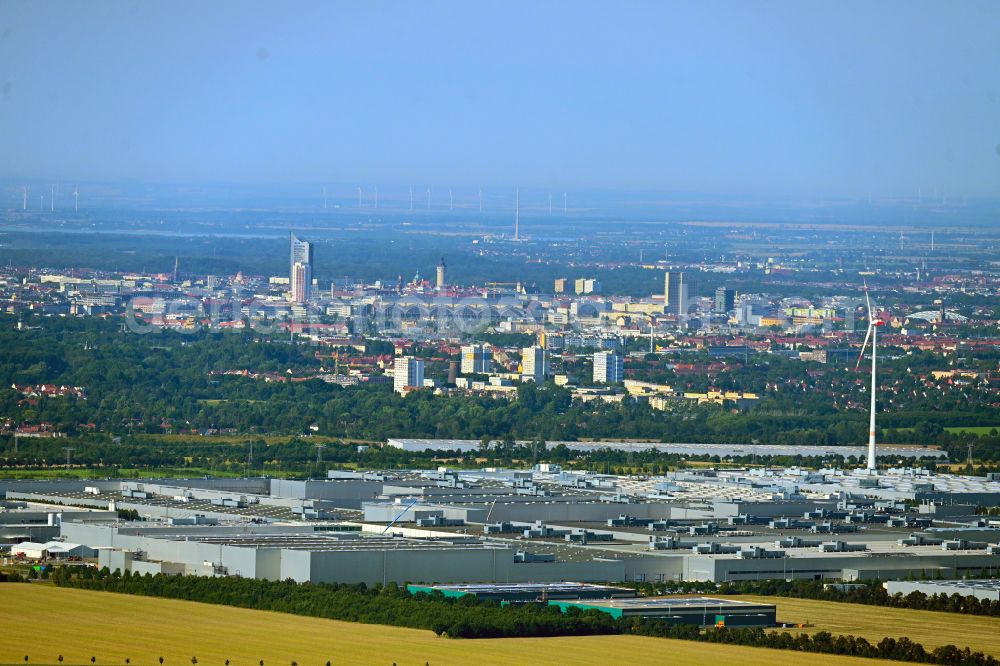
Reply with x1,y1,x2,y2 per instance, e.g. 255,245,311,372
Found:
1,1,998,199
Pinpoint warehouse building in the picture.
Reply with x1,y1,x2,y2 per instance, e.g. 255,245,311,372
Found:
406,582,636,604
549,596,776,627
385,439,943,460
11,540,95,560
884,579,1000,602
681,544,1000,582
1,501,119,547
66,522,626,585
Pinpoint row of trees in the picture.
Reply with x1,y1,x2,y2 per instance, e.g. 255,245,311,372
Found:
1,431,934,478
52,567,618,639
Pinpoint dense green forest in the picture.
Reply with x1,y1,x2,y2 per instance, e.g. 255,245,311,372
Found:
1,316,997,468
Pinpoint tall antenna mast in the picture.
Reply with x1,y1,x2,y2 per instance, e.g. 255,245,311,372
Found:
514,187,520,240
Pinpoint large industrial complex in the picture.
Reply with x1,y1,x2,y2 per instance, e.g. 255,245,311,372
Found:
3,453,1000,590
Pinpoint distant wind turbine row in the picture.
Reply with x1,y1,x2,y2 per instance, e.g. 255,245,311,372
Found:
320,185,568,216
19,184,81,212
312,185,574,242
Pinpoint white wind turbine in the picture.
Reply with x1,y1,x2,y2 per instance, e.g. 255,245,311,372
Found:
856,282,884,471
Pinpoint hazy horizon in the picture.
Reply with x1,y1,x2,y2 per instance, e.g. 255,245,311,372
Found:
2,1,999,200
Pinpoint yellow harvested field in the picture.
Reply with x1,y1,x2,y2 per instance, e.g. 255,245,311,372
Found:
729,595,1000,657
0,584,886,666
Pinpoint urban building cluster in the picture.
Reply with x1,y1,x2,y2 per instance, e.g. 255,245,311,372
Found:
3,233,992,416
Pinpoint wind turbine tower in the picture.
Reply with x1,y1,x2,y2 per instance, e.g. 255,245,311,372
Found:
357,186,363,208
323,186,328,210
374,185,379,209
478,189,483,213
548,192,552,214
409,185,414,211
426,187,431,209
856,283,884,472
22,186,27,211
449,189,453,211
73,185,79,212
563,192,567,214
50,185,55,211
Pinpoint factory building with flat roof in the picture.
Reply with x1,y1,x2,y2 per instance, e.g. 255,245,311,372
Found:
884,579,1000,602
549,596,777,627
69,522,627,585
385,439,944,460
406,582,636,604
681,543,1000,582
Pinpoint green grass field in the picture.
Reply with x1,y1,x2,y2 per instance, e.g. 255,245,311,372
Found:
943,425,1000,435
0,584,886,666
729,595,1000,656
893,425,998,436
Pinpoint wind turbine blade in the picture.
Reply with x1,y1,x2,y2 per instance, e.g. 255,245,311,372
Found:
856,324,873,369
863,280,873,319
